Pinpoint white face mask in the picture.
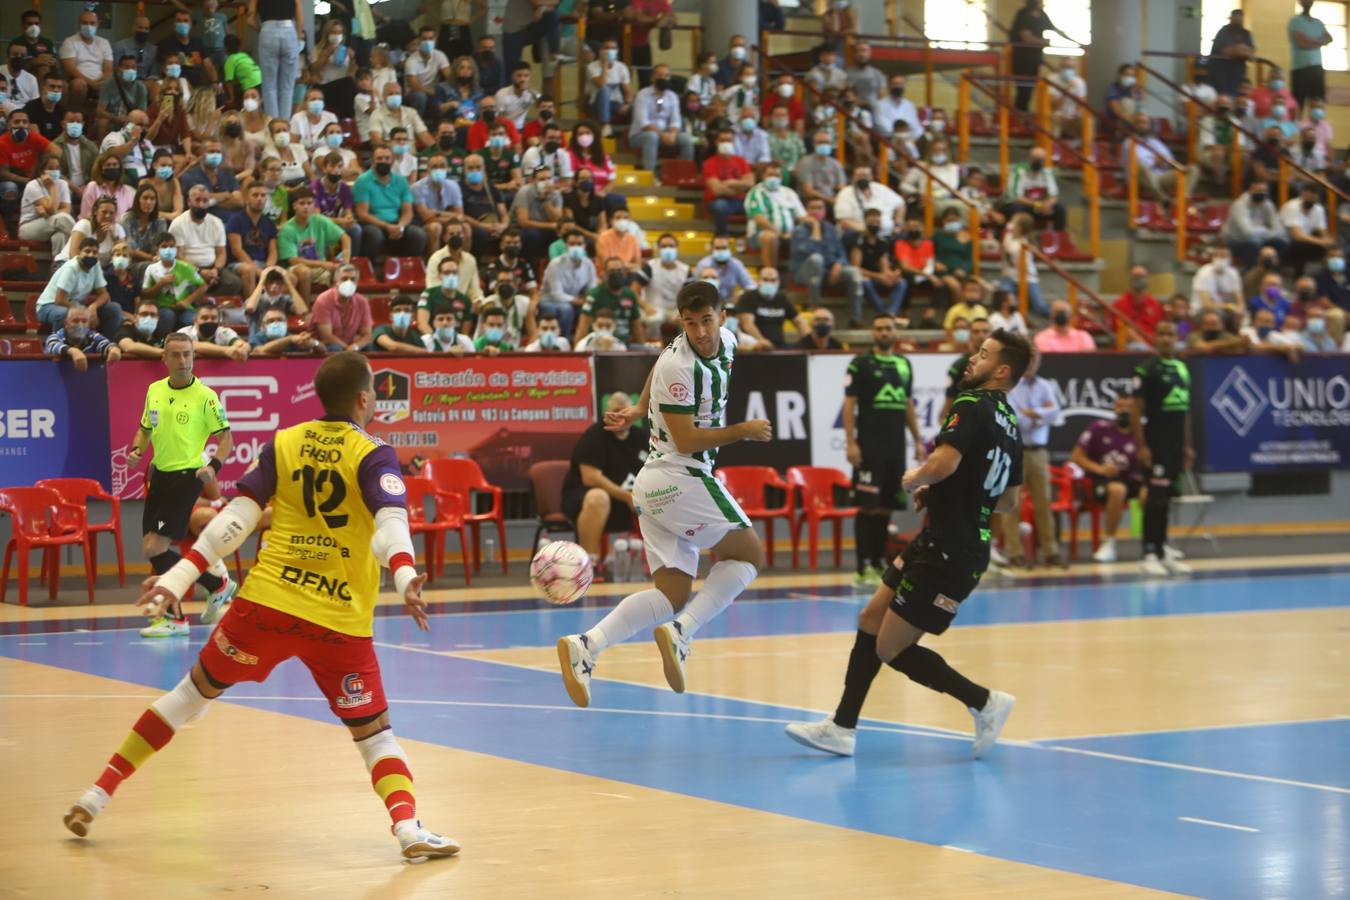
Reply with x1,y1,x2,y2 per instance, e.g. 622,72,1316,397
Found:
337,279,357,297
243,97,259,112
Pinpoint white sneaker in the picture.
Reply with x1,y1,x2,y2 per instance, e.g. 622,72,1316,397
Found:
140,617,189,638
1091,538,1117,563
63,785,110,837
200,575,236,625
1163,544,1185,562
1139,553,1169,577
394,819,461,859
1162,556,1193,576
971,690,1015,758
784,717,856,757
556,634,596,708
653,621,691,694
990,546,1009,566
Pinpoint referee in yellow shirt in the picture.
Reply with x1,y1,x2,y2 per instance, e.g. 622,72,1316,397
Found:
127,333,237,637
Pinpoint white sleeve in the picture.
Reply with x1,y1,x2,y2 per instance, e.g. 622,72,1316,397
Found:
371,506,419,595
651,352,695,413
153,497,263,600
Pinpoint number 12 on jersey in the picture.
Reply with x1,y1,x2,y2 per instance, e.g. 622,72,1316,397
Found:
292,465,349,528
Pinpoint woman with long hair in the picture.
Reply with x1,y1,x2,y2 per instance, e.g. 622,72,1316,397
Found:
61,195,127,266
309,19,357,119
239,86,271,147
567,119,617,198
146,149,185,220
186,87,222,147
219,109,258,177
444,55,483,121
263,117,312,186
104,240,142,314
80,154,136,219
999,212,1047,317
121,183,169,264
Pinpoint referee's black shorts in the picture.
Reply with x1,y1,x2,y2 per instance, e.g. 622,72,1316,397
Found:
143,467,205,540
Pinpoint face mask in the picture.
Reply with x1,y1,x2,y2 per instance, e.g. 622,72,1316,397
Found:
81,24,97,39
136,315,157,335
593,326,614,339
441,274,460,291
439,134,457,150
418,40,435,56
1202,329,1222,341
712,248,730,263
466,169,484,185
502,245,520,260
190,207,208,221
78,255,98,270
813,322,831,337
66,324,88,342
108,254,130,271
1270,79,1285,91
703,277,719,287
496,283,516,301
1256,325,1274,339
890,86,905,99
759,280,778,298
101,165,124,183
223,122,242,138
741,76,756,88
392,311,413,330
386,95,403,109
1115,412,1131,428
320,133,342,151
717,141,735,156
1298,287,1316,302
1251,193,1268,204
393,142,410,156
1120,76,1135,88
1308,318,1326,335
448,233,464,250
539,330,558,348
706,61,719,76
1131,278,1148,292
429,167,448,183
10,127,27,142
931,154,948,165
762,175,781,192
654,77,670,92
159,247,177,262
1272,105,1287,119
46,91,62,104
944,219,962,233
25,24,40,39
658,246,678,264
815,144,832,156
243,97,260,112
374,162,393,176
952,328,969,343
739,118,756,133
337,279,358,298
612,219,629,233
603,48,618,62
156,165,174,180
435,325,457,341
1052,310,1070,326
488,136,506,149
205,152,223,167
65,122,84,139
263,320,288,339
772,117,789,130
165,64,181,78
1311,107,1326,121
577,179,594,194
175,22,191,36
731,46,747,62
120,67,138,83
855,177,872,191
196,321,218,341
273,132,293,148
306,99,325,117
485,326,505,343
568,245,587,261
606,272,626,290
577,133,594,148
1329,257,1345,273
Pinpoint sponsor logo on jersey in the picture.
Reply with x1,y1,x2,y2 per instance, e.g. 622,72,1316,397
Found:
933,593,959,614
214,630,259,665
336,672,374,708
669,382,691,403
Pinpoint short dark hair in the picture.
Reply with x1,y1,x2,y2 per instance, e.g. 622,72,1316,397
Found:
512,61,531,73
225,34,241,54
990,328,1033,384
676,280,721,314
157,233,177,247
480,305,505,321
538,312,559,324
164,332,193,350
314,351,373,415
391,294,414,310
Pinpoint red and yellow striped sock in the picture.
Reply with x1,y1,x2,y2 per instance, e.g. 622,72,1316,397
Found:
370,756,417,825
94,709,175,796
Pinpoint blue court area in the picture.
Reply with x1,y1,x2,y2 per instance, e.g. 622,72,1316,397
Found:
4,570,1348,898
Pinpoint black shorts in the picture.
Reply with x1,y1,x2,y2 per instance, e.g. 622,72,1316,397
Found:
1291,66,1325,104
852,451,906,511
1086,476,1142,503
143,467,205,540
888,532,981,636
562,486,635,534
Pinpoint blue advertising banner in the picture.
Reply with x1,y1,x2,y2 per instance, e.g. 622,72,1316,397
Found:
1200,355,1350,472
0,361,113,488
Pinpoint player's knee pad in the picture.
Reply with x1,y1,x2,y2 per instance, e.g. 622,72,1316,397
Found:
355,726,407,770
151,674,213,730
881,562,904,592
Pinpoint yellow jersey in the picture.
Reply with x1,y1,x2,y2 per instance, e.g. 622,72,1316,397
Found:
235,416,409,637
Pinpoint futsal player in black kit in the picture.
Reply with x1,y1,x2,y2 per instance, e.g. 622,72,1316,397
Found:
1130,320,1195,577
786,329,1032,757
845,314,925,587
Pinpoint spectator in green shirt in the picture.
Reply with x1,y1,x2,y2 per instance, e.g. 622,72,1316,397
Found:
277,186,351,301
373,295,429,353
576,256,645,346
141,233,208,331
472,305,517,355
222,34,261,108
417,255,475,335
353,145,427,258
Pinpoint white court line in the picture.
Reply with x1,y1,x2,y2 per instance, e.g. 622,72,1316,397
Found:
1040,714,1350,743
1178,816,1260,833
1047,745,1350,796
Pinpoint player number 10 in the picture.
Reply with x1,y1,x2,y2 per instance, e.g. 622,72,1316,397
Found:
983,447,1012,496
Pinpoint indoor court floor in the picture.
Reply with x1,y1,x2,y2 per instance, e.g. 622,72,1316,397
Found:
1,559,1347,899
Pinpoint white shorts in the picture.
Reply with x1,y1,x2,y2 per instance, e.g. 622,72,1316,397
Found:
634,464,750,577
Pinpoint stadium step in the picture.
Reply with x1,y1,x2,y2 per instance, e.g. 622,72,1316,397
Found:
613,165,654,188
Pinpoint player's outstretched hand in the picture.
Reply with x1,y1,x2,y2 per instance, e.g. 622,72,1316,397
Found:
402,571,431,631
902,465,924,493
136,574,178,619
604,405,640,432
740,419,773,442
911,485,930,511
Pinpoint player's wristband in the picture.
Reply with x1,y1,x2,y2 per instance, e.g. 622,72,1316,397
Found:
208,457,223,473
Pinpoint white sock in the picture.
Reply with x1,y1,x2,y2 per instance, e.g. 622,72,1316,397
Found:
208,558,229,581
583,588,674,654
674,560,757,640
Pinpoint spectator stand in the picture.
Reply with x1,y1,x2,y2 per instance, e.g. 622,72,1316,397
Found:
1016,241,1151,350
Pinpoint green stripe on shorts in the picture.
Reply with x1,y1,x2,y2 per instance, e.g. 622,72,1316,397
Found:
691,468,750,527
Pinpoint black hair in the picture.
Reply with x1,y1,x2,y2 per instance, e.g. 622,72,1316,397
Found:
676,280,722,314
990,328,1033,384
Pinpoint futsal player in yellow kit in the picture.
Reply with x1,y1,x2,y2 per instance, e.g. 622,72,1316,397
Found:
63,353,460,860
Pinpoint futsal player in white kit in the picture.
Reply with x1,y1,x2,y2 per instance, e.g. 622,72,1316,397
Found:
557,281,773,707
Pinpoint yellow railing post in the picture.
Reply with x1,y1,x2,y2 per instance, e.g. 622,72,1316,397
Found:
1067,281,1077,323
836,111,846,164
1127,139,1139,225
760,30,770,89
622,24,632,70
843,33,854,68
576,17,588,113
923,173,934,234
924,39,933,109
691,27,700,72
1036,77,1051,156
1116,318,1127,351
958,76,970,161
969,204,981,278
998,99,1009,190
1087,161,1100,258
1330,191,1340,240
1017,240,1029,318
1175,167,1187,262
1186,99,1197,166
1230,132,1243,198
878,143,890,187
1278,156,1289,207
1185,54,1195,89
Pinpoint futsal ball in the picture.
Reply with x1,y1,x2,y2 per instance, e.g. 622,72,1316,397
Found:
530,540,594,605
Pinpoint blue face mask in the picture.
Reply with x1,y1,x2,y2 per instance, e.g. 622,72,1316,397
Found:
326,133,343,148
430,168,447,182
441,274,459,291
659,246,678,263
386,94,402,109
66,122,83,139
204,152,223,167
308,99,324,116
539,330,558,348
435,325,456,341
121,68,137,83
465,169,483,185
568,245,587,261
46,90,62,104
1329,257,1346,273
485,326,504,343
1308,317,1326,335
421,40,435,55
815,144,832,156
953,328,970,343
159,247,177,262
392,311,412,330
136,315,158,335
165,64,181,78
392,143,408,155
712,248,731,263
81,24,97,39
758,281,778,297
264,320,288,339
489,136,507,149
156,165,174,180
1257,325,1273,339
175,22,191,36
763,175,781,191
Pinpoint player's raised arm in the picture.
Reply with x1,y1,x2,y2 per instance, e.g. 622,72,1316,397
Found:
360,445,430,630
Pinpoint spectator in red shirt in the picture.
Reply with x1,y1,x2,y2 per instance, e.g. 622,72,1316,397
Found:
702,127,754,235
761,72,805,133
0,109,52,221
310,262,374,351
465,95,522,153
1112,265,1165,343
519,95,557,146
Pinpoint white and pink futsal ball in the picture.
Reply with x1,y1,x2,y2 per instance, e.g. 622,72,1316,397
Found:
529,540,594,605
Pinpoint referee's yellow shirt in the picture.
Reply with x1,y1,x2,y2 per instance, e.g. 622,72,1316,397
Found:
140,376,230,472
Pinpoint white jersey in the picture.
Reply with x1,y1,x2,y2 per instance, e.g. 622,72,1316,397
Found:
647,327,737,475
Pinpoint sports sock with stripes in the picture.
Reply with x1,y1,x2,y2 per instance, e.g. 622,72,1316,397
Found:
93,675,212,796
355,727,417,826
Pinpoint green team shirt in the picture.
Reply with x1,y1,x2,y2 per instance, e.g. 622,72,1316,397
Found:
140,376,230,472
278,212,345,262
224,52,263,90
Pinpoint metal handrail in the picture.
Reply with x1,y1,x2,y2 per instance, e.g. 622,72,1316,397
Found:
1024,243,1149,351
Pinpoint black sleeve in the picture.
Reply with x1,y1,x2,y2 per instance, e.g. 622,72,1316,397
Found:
734,290,759,316
569,424,607,469
936,396,982,455
1007,435,1024,489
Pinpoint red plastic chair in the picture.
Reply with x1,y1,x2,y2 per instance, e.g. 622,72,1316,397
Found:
422,458,508,574
0,302,22,334
716,466,795,569
1038,230,1095,262
405,476,471,586
383,257,426,291
36,478,126,587
354,257,382,292
0,487,96,604
368,295,392,325
1018,465,1083,562
659,159,704,190
786,466,858,571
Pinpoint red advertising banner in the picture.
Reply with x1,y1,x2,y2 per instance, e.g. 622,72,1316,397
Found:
365,354,595,490
106,359,324,499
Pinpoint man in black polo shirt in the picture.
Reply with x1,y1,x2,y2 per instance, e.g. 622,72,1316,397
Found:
562,392,649,575
735,266,806,350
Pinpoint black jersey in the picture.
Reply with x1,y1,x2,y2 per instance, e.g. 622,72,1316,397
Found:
926,388,1023,571
1131,356,1190,445
845,351,913,451
945,352,972,398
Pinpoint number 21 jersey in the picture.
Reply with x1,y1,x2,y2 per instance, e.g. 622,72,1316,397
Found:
926,389,1023,571
235,416,409,637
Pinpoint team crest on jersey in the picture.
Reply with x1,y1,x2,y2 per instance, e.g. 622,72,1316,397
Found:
380,473,406,496
669,382,691,403
372,369,411,423
336,673,374,708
